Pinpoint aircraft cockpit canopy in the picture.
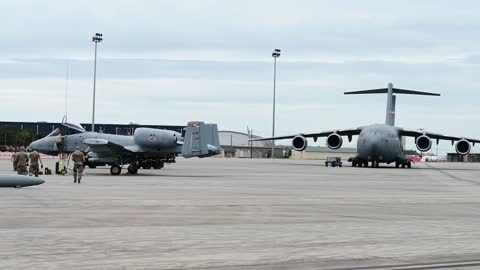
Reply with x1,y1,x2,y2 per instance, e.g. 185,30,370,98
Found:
47,122,85,137
46,128,61,137
62,122,86,134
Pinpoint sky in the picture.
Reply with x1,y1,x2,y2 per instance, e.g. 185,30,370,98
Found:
1,0,480,152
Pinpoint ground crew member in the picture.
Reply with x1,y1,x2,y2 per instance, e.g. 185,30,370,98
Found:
56,134,65,153
29,150,43,177
11,150,17,171
16,147,29,175
71,146,85,183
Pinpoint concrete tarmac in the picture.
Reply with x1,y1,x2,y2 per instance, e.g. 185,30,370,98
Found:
1,157,480,269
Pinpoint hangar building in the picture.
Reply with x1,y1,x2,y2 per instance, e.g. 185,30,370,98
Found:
447,153,480,162
219,131,284,158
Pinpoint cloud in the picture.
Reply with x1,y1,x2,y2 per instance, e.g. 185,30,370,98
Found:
1,0,480,156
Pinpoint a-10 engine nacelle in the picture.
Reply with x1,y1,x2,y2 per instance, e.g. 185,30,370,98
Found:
456,139,471,155
327,133,343,150
416,135,432,152
292,135,308,151
133,128,180,148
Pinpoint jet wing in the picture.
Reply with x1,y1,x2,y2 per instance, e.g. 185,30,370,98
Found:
82,138,134,155
398,128,480,145
250,127,363,142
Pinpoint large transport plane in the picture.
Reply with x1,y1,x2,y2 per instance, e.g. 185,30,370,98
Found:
251,83,480,168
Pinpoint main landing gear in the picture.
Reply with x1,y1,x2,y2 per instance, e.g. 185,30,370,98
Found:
125,160,165,175
110,160,167,175
352,160,368,167
127,164,139,175
110,165,122,175
395,160,412,169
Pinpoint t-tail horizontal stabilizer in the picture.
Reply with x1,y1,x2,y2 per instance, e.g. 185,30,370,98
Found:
182,121,222,158
344,83,440,126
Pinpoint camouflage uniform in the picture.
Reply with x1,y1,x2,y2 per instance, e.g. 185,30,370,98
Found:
16,149,29,175
56,135,65,153
29,150,43,177
11,152,17,171
71,149,85,183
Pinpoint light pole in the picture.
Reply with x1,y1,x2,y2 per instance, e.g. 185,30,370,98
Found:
271,48,281,159
91,32,103,132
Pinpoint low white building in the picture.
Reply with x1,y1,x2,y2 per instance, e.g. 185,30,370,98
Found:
219,131,284,158
292,146,357,160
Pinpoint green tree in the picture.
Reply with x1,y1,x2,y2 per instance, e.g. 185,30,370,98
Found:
17,129,32,146
0,127,20,146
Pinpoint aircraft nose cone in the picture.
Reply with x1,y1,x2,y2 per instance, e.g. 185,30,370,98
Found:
0,175,45,188
29,141,38,150
368,137,382,155
32,178,45,185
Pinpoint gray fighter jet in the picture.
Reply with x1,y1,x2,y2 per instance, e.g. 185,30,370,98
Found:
251,83,480,168
29,121,221,175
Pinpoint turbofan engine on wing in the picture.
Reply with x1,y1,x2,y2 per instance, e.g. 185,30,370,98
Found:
456,139,471,155
416,135,432,152
327,133,343,150
133,128,179,148
292,135,308,151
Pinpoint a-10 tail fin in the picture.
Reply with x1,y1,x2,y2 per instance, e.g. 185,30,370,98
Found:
181,121,222,158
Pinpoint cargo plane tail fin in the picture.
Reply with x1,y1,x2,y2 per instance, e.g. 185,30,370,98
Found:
181,121,222,158
344,83,440,126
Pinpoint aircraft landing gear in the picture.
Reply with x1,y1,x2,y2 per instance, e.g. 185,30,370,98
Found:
127,164,138,175
352,161,357,167
142,160,153,169
399,160,412,169
153,160,164,170
110,165,122,175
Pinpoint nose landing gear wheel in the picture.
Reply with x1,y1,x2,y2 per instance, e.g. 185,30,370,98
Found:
110,165,122,175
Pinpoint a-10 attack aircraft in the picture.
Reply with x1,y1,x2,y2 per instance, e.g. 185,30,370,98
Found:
252,83,480,168
29,121,221,175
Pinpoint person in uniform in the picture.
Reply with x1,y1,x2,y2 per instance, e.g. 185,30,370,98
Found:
56,134,65,153
29,149,43,177
11,149,17,171
70,146,85,183
16,147,29,175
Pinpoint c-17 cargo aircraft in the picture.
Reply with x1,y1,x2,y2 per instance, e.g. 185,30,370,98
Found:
29,121,221,175
251,83,480,168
